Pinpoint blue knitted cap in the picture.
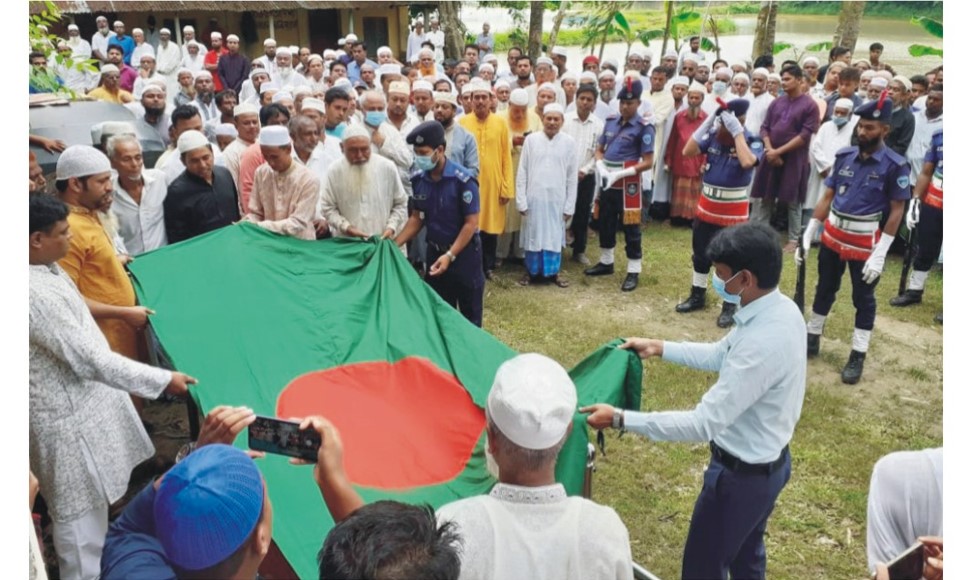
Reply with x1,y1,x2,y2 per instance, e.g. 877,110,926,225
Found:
154,444,265,571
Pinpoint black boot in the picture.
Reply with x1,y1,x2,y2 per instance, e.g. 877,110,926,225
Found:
717,301,737,328
676,286,706,313
841,350,867,385
807,333,821,358
889,289,923,307
585,262,615,276
621,273,639,292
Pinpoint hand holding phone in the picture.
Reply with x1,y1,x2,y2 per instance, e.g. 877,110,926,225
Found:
884,542,925,580
248,416,322,461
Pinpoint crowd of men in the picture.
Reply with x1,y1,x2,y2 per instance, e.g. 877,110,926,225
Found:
29,14,944,580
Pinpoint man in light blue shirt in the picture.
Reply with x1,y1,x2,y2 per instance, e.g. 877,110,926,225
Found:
347,42,379,83
583,222,806,580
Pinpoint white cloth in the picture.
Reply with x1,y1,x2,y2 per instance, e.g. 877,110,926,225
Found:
132,72,164,100
516,132,578,253
320,155,409,236
221,138,252,187
132,43,155,66
406,32,426,63
91,30,116,60
436,483,633,580
111,169,169,255
745,91,775,135
293,140,343,207
866,448,943,573
29,512,49,580
257,54,277,75
427,29,445,63
53,61,97,94
906,111,944,185
805,116,858,209
155,41,182,95
51,442,107,580
273,68,310,89
369,122,415,193
562,111,604,177
180,52,205,73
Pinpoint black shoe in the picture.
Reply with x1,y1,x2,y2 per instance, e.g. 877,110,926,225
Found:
935,312,943,324
676,286,706,313
841,350,867,385
807,333,821,358
585,262,615,276
621,273,639,292
717,302,737,328
889,289,923,307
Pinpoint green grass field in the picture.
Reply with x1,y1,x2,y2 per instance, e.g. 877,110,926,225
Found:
482,221,943,579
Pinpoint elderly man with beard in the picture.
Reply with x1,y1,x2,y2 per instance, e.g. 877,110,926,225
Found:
745,68,774,135
191,71,219,122
243,126,319,240
288,113,342,232
495,88,540,264
181,40,205,73
359,89,415,186
164,130,239,244
273,47,311,89
155,28,181,96
320,125,408,239
91,16,115,63
132,54,163,100
222,102,261,187
134,84,170,146
107,134,169,255
664,82,708,225
65,23,92,58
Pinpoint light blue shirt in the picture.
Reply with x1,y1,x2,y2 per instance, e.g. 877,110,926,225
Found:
624,290,806,463
347,58,379,82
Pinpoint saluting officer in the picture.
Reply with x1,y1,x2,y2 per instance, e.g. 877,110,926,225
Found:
798,93,910,384
584,76,655,292
396,121,485,327
677,98,764,328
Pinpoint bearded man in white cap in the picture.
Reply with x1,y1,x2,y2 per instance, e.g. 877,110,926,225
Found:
529,56,566,108
243,125,320,240
320,125,408,239
191,71,219,121
66,23,92,58
272,47,310,88
223,102,261,187
745,68,774,135
180,39,205,73
131,28,155,68
134,83,170,146
495,87,540,264
155,28,182,96
164,130,239,243
91,15,116,63
433,91,480,178
515,103,577,287
437,353,633,579
387,81,420,135
106,134,169,255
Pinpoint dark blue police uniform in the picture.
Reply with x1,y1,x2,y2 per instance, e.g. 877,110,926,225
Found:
913,128,943,273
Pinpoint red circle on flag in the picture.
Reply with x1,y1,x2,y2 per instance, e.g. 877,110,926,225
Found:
277,357,486,489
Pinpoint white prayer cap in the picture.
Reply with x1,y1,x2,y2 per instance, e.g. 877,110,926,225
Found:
215,123,238,138
276,47,292,57
250,68,269,80
768,73,781,82
671,75,690,87
537,81,557,95
113,20,124,27
67,24,79,31
227,34,240,42
289,45,299,54
733,72,749,82
177,130,210,154
484,53,498,64
603,58,619,69
861,69,876,80
801,56,819,66
100,64,120,75
333,77,352,88
551,46,568,58
478,63,494,73
56,145,111,180
323,49,337,59
876,70,893,81
751,67,769,78
292,85,312,96
493,79,510,91
434,91,457,107
688,81,707,94
623,69,640,80
388,81,410,96
663,49,678,59
731,59,747,69
160,27,171,35
891,74,912,90
560,71,578,83
509,88,529,106
260,82,280,94
308,54,323,64
598,69,615,80
233,102,259,117
536,56,554,67
460,83,476,96
301,97,326,114
259,125,291,146
177,67,193,76
140,53,156,62
378,63,400,78
469,78,492,94
682,55,699,66
337,37,346,45
132,28,144,35
141,84,165,96
345,33,358,43
194,70,213,80
487,354,577,450
342,124,370,143
377,46,393,56
264,38,277,47
271,91,294,103
183,25,195,32
869,77,889,88
834,98,854,111
412,79,434,94
628,48,643,59
580,71,597,84
543,103,565,116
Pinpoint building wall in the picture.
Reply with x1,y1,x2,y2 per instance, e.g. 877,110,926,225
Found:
341,6,408,61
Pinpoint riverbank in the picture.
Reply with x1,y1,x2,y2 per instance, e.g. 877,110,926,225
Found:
724,1,943,20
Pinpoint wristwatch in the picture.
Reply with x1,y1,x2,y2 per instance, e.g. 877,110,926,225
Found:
445,250,456,262
611,408,625,430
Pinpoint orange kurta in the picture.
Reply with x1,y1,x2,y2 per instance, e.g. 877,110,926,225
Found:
459,113,512,235
59,206,139,360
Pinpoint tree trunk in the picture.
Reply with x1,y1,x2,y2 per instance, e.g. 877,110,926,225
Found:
528,1,545,59
751,0,778,61
438,1,465,61
833,1,866,54
547,1,571,50
662,0,674,54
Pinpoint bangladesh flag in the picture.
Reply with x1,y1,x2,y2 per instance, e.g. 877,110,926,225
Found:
129,223,642,579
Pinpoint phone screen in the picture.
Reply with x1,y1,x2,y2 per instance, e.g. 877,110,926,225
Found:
885,542,924,580
248,416,321,461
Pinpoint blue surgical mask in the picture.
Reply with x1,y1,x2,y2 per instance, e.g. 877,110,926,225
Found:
415,152,437,171
833,116,849,128
712,81,728,95
712,270,743,305
365,111,387,126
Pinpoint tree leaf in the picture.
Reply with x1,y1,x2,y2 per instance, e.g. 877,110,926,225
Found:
911,16,943,39
805,41,833,52
908,43,943,57
672,10,699,24
773,42,795,55
613,12,630,34
639,29,663,43
699,37,716,51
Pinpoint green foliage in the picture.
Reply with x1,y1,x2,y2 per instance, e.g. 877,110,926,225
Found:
908,44,944,57
29,1,98,98
773,41,795,55
699,37,717,52
805,41,833,52
911,16,943,38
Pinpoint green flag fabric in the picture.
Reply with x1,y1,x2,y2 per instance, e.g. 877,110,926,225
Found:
129,223,642,578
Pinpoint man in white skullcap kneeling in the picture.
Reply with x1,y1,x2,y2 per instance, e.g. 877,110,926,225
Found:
437,353,633,580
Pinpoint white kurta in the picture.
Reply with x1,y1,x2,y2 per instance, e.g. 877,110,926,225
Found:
320,155,409,237
111,169,169,255
132,43,155,67
436,483,633,580
906,111,944,184
745,91,775,135
67,37,92,59
516,131,578,253
180,53,205,73
155,41,182,96
805,116,858,209
29,264,171,523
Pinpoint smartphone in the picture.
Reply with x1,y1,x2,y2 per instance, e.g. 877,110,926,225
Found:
885,541,925,580
248,416,321,461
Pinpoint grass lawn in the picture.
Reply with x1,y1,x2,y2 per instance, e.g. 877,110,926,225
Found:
482,221,943,579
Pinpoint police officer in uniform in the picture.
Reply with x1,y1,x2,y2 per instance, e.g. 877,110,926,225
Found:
798,93,910,384
396,121,485,326
584,77,656,292
676,99,764,328
889,127,943,323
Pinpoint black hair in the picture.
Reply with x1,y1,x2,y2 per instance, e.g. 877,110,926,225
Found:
55,175,91,194
318,501,461,580
464,43,479,54
515,55,533,67
30,51,45,63
352,41,367,51
929,83,943,92
779,64,802,80
575,84,598,99
259,103,290,125
325,86,352,104
215,89,238,107
30,193,69,235
651,66,667,76
706,223,782,289
869,42,884,52
713,59,728,70
910,75,929,89
421,40,435,49
754,54,774,69
508,46,523,56
106,43,123,55
829,46,851,60
171,104,202,128
329,60,347,74
838,67,861,83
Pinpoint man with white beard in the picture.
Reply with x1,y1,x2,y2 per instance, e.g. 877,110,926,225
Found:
91,15,116,64
155,28,182,98
66,24,92,58
273,48,310,89
320,125,408,239
107,134,169,255
744,68,774,135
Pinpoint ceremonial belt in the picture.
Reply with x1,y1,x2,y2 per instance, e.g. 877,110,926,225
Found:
924,169,943,210
603,160,642,225
821,207,882,262
696,184,750,226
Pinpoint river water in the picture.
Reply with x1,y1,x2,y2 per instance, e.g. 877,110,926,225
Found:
458,7,943,77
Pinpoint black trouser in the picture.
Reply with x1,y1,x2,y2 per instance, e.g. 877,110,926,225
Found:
598,187,642,260
812,244,878,331
913,203,943,272
570,174,596,255
691,219,724,274
480,232,498,274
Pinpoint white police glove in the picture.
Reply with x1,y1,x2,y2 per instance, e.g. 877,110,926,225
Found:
862,232,895,284
905,197,920,231
795,218,820,265
719,111,744,138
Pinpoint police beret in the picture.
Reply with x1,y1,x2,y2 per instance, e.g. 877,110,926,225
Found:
723,98,750,116
854,92,893,123
617,76,643,101
406,120,446,149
